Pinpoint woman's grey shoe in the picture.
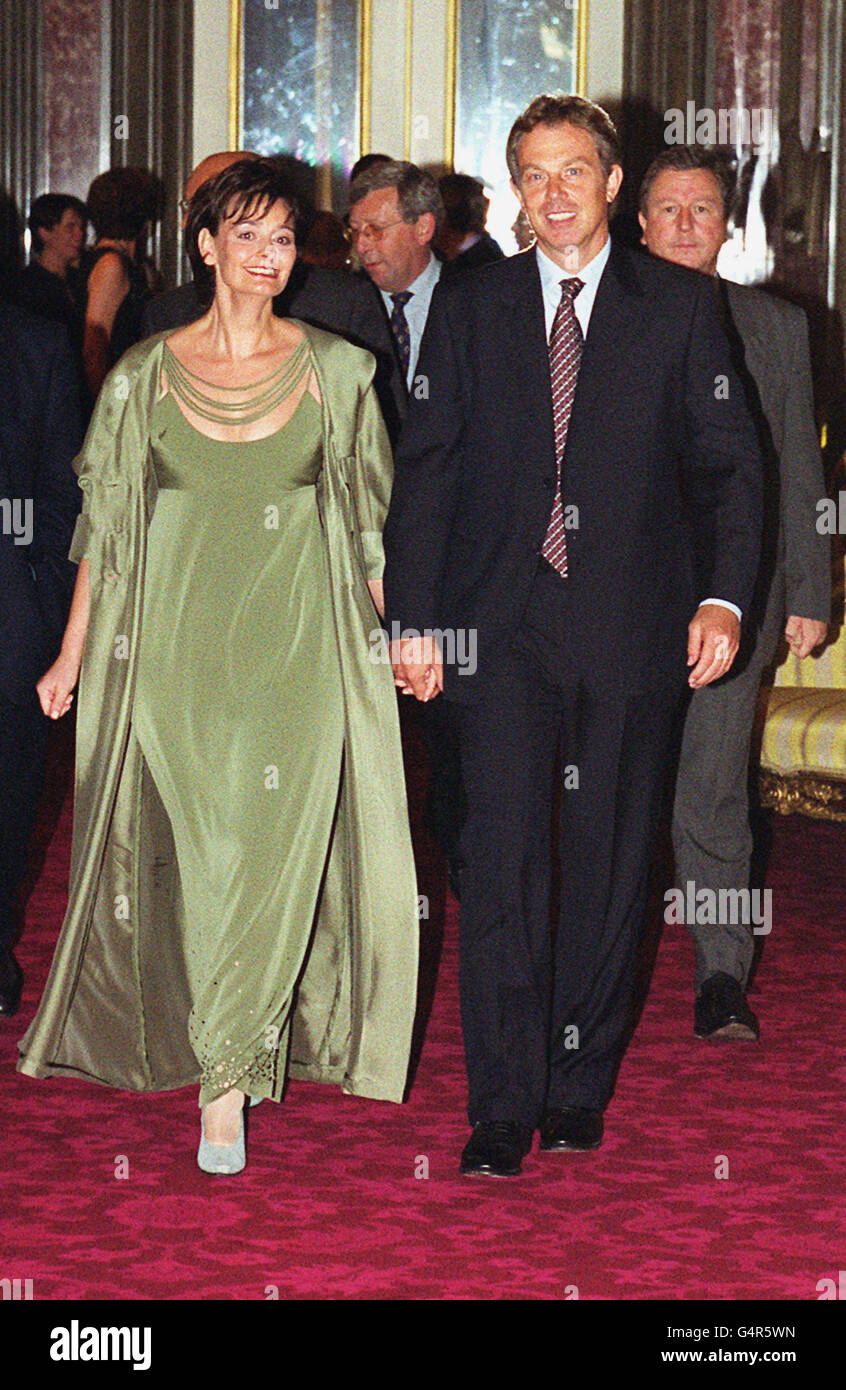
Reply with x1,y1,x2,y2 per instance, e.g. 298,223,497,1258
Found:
197,1112,245,1175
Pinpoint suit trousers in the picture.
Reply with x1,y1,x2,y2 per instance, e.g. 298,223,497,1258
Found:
454,563,680,1125
671,582,785,990
419,695,465,864
0,691,49,951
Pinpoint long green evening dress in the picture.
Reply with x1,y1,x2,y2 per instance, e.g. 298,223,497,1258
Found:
132,344,344,1106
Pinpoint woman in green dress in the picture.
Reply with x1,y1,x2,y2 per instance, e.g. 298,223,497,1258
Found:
22,159,419,1175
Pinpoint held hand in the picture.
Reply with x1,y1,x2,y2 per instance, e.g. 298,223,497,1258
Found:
37,650,81,719
784,614,827,659
687,604,741,688
389,635,443,702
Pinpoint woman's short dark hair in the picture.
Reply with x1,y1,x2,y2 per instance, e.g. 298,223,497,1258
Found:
86,167,163,240
185,158,301,307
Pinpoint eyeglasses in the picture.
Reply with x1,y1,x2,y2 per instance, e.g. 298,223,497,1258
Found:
346,218,406,244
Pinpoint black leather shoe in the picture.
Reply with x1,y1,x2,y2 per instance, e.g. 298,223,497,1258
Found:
459,1121,533,1177
0,950,23,1017
539,1106,604,1152
694,972,759,1041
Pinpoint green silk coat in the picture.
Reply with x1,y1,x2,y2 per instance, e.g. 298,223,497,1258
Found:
18,323,419,1103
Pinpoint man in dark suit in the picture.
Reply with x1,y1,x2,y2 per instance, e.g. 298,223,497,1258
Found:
347,160,446,422
436,173,505,277
0,304,83,1014
383,95,763,1176
639,147,830,1041
348,159,465,885
141,151,405,443
13,194,87,345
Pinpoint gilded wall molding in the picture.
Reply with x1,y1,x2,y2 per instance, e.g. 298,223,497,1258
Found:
359,0,372,155
228,0,243,148
444,0,457,165
576,0,588,97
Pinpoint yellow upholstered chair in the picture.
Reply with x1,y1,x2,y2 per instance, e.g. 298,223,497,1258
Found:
758,548,846,821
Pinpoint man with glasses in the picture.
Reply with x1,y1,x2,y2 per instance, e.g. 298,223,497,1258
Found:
349,160,465,896
348,160,445,396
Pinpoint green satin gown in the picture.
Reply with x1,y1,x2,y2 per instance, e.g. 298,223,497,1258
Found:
133,351,344,1106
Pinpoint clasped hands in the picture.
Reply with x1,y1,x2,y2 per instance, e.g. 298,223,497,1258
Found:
390,635,443,702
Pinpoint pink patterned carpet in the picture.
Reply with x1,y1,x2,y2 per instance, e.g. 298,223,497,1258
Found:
2,718,845,1301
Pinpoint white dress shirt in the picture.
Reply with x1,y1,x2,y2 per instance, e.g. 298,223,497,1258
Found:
535,237,741,621
380,252,442,390
536,236,610,341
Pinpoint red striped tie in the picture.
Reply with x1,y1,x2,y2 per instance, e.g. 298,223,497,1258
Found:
541,277,584,577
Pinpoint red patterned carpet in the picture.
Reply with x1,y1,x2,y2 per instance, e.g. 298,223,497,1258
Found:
2,717,845,1301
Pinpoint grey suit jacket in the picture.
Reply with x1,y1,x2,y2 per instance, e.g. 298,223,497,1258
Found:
721,279,830,630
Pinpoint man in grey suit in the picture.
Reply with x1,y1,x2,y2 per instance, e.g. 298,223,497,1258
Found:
639,147,830,1040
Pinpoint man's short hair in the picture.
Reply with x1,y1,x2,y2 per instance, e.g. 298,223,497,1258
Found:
27,193,88,247
506,94,621,180
638,147,735,217
349,152,392,183
349,159,445,231
185,156,301,307
439,173,489,237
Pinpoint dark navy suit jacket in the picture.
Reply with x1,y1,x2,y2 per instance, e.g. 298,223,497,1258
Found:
383,241,764,702
0,303,83,705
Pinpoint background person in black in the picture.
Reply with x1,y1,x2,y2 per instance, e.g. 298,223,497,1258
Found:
14,194,87,346
435,173,505,276
81,167,163,401
384,95,764,1177
0,256,83,1013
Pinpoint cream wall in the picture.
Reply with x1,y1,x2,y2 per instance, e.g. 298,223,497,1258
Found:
192,1,624,185
586,0,625,108
192,0,231,163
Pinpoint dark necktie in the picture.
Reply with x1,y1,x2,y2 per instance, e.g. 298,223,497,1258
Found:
542,276,584,577
389,291,413,377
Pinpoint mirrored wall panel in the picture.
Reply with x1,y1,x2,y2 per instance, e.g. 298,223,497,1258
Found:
241,0,360,209
455,0,581,251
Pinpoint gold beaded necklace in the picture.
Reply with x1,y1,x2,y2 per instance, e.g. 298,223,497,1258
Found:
162,338,310,427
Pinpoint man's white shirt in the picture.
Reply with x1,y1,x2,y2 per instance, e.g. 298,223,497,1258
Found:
380,252,442,390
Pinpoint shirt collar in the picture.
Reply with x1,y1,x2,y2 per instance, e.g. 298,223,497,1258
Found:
387,250,440,303
535,235,611,299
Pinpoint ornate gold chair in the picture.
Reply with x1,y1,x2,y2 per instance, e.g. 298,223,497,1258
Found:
758,550,846,821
